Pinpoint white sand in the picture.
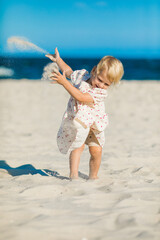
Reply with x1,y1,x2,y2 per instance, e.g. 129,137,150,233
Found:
0,79,160,240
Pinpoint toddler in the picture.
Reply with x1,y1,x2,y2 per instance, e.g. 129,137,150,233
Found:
46,48,124,179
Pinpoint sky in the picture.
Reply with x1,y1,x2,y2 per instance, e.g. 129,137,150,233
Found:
0,0,160,58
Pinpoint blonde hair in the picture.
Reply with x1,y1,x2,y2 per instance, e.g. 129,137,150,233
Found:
96,56,124,84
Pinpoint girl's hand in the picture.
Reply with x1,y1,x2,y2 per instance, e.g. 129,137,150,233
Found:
50,71,66,85
45,47,60,62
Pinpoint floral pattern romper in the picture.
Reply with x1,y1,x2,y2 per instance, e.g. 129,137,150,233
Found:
57,69,109,154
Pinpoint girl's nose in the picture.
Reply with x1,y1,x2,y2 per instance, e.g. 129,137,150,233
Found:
99,82,104,89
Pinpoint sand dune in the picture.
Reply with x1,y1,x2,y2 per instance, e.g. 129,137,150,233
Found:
0,79,160,240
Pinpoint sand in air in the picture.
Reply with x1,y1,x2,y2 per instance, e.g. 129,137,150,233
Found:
7,36,59,81
7,36,49,54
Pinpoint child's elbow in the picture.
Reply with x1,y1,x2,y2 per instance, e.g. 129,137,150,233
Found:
78,93,94,103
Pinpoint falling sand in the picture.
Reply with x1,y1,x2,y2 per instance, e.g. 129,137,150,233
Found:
7,36,59,81
7,36,48,54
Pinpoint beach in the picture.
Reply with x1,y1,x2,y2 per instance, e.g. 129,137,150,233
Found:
0,79,160,240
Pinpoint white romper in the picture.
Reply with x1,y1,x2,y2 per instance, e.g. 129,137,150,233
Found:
57,69,109,154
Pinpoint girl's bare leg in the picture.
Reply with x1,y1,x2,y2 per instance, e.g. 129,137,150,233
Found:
69,144,85,179
89,146,102,179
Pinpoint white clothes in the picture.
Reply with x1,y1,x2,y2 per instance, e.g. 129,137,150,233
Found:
57,69,109,154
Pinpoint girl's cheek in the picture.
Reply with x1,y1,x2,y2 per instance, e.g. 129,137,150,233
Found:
94,79,97,84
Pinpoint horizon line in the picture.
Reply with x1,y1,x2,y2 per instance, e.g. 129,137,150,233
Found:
0,54,160,60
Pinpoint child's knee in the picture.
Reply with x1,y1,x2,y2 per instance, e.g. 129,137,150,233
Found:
89,146,102,158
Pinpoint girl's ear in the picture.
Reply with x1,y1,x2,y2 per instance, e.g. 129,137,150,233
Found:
91,66,97,76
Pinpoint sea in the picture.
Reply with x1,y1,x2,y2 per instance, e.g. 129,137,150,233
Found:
0,57,160,80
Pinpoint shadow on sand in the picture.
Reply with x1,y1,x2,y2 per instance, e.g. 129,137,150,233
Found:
0,160,70,180
0,160,89,180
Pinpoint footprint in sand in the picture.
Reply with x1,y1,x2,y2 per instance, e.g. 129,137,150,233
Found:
97,185,112,193
115,213,136,229
136,231,154,238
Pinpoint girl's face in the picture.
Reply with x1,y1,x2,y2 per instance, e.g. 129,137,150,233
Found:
90,70,111,90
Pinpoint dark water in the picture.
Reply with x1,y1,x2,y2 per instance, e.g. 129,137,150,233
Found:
0,56,160,80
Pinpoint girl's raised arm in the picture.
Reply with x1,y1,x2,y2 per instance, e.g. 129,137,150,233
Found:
46,48,73,79
50,71,94,104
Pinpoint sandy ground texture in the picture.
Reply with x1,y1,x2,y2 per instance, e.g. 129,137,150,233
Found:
0,79,160,240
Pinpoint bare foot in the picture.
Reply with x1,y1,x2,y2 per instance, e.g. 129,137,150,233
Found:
69,174,78,180
89,175,99,180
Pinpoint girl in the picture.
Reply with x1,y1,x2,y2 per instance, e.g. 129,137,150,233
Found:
46,48,124,179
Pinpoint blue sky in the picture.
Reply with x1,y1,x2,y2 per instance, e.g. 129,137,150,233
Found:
0,0,160,58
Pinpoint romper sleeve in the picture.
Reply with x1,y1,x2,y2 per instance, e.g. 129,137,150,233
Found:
70,69,90,86
87,88,108,103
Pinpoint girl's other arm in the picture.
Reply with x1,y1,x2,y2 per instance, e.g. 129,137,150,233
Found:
46,48,73,79
51,71,94,103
